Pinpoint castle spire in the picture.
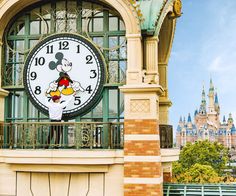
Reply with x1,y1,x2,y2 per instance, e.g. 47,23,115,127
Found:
199,85,207,115
201,85,206,105
214,89,220,114
209,78,214,93
214,90,219,104
208,78,215,113
223,115,226,123
187,113,192,123
179,116,183,123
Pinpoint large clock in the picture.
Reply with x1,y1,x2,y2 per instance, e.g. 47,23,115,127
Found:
23,33,106,119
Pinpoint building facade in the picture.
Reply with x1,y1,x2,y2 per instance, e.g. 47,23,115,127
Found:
176,79,236,149
0,0,181,195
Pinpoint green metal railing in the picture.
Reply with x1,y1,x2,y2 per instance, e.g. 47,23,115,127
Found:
164,183,236,196
0,122,123,149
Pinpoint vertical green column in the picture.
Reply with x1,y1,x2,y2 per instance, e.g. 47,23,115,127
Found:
3,97,8,148
102,10,109,148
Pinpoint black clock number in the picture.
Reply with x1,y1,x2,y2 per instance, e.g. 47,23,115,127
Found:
90,70,97,79
86,55,93,64
35,57,45,66
74,96,81,105
35,86,41,95
46,45,53,54
86,85,92,94
77,45,80,53
30,72,37,80
59,41,69,50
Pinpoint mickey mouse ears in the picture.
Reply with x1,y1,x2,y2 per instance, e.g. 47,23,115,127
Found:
49,52,64,70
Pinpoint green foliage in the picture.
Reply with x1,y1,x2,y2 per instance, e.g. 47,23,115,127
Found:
173,140,230,183
181,164,219,183
179,140,229,174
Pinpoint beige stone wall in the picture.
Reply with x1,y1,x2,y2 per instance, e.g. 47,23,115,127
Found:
0,163,16,195
14,165,123,196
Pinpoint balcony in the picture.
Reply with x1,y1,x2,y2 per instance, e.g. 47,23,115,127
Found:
0,122,123,150
0,122,174,150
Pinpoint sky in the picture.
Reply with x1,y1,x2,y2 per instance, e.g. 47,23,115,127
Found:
168,0,236,133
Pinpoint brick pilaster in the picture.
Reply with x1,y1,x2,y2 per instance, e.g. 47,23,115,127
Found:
124,119,163,196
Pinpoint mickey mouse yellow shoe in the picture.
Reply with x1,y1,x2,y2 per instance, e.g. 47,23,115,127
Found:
62,87,74,95
49,89,61,97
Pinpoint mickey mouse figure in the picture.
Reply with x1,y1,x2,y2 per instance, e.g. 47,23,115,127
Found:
46,52,85,96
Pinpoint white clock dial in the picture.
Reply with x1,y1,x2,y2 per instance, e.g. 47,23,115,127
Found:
23,33,106,119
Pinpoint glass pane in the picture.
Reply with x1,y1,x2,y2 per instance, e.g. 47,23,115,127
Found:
109,61,118,84
56,1,66,19
93,37,103,48
15,63,24,86
15,40,25,59
93,18,103,32
4,64,13,86
109,37,118,59
14,91,24,118
119,91,124,117
28,100,38,118
119,61,127,84
109,17,118,31
16,20,25,35
41,20,51,34
6,42,14,62
30,39,39,49
67,19,77,32
56,19,66,32
67,1,77,18
30,21,40,34
41,4,51,19
109,89,118,117
119,19,125,31
82,111,92,118
119,36,127,59
93,98,103,117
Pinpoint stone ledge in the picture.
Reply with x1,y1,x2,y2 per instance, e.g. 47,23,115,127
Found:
120,84,164,95
160,148,180,162
0,149,124,165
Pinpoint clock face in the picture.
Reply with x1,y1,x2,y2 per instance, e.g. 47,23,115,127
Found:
23,33,106,119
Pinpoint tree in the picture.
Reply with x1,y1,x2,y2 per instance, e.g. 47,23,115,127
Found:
179,140,229,174
173,140,230,183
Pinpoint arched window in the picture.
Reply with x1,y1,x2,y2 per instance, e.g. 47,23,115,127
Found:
3,0,126,122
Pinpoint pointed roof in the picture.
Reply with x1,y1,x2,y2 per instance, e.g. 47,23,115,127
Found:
223,115,226,123
194,109,198,116
187,113,192,123
179,116,183,123
215,91,219,104
201,85,206,105
209,78,214,93
228,113,233,122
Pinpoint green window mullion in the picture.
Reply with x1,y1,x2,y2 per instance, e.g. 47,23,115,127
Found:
23,92,28,122
50,2,56,34
76,0,82,33
117,36,121,83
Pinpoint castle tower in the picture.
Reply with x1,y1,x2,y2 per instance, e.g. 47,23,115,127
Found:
207,79,219,130
214,90,221,128
195,85,207,130
228,113,234,129
176,116,183,148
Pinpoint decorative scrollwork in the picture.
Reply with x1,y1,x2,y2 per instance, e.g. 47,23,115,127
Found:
5,12,48,55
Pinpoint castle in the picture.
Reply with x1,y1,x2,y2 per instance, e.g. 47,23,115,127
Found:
176,79,236,149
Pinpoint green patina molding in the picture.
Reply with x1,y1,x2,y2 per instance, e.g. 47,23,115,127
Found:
129,0,167,33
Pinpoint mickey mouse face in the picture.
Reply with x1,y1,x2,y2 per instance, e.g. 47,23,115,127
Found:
49,52,72,73
58,58,72,73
